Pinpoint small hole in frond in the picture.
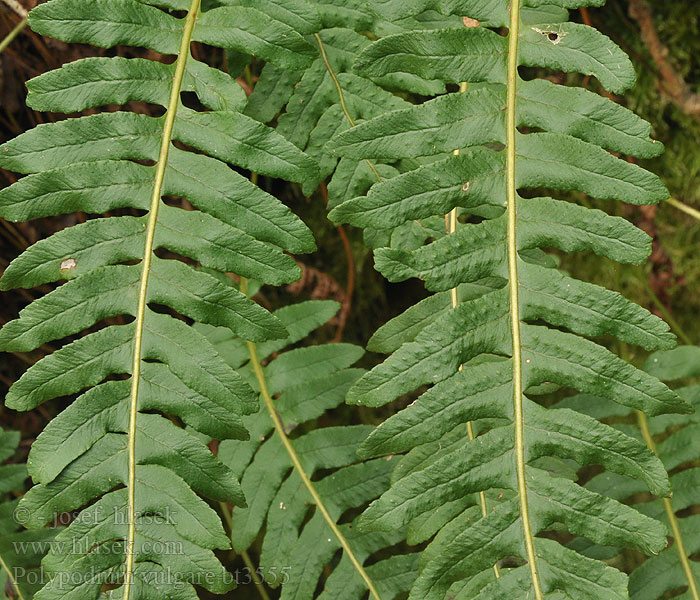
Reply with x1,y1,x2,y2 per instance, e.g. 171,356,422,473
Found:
60,257,78,272
532,27,567,45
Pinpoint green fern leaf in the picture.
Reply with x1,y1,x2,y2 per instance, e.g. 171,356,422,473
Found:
245,10,447,205
203,300,419,599
566,347,700,600
327,1,690,598
0,430,59,600
30,0,317,70
0,1,320,598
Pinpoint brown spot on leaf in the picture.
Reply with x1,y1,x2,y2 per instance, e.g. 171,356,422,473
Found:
60,257,77,271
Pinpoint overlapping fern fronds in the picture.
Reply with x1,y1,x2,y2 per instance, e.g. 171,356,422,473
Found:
562,346,700,600
244,0,467,216
0,1,320,598
631,347,700,600
201,299,419,599
327,0,692,597
0,429,57,600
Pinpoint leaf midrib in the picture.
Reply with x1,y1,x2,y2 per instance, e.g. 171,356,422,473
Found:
506,2,544,597
122,1,201,597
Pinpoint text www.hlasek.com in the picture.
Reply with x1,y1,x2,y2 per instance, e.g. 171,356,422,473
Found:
12,538,183,557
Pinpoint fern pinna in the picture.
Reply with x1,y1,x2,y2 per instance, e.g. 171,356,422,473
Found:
245,0,462,211
0,1,321,598
0,429,57,600
632,347,700,600
200,298,420,599
327,1,692,598
562,346,700,600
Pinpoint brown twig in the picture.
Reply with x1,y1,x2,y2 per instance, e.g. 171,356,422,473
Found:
318,182,354,342
628,0,700,118
286,261,349,336
579,6,592,25
332,224,354,342
0,0,26,18
623,157,683,314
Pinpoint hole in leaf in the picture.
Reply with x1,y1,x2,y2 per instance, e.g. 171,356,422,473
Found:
532,27,567,45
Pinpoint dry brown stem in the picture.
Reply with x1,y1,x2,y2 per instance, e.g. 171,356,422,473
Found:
629,0,700,118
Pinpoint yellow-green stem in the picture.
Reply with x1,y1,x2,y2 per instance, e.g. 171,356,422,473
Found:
244,63,254,89
665,197,700,222
506,2,543,597
0,552,25,600
218,502,272,600
636,411,700,600
314,33,382,183
240,550,272,600
219,500,233,533
123,2,200,597
0,17,26,54
240,277,381,600
447,81,501,579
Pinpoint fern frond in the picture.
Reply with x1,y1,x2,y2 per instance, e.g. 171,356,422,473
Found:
202,299,420,600
0,429,58,600
244,1,473,264
245,0,464,213
0,1,320,598
564,347,700,600
250,30,408,200
327,1,690,597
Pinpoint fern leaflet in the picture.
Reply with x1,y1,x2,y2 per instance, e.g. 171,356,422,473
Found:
562,347,700,600
632,347,700,600
0,429,57,600
0,1,319,598
327,1,691,597
200,298,420,599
